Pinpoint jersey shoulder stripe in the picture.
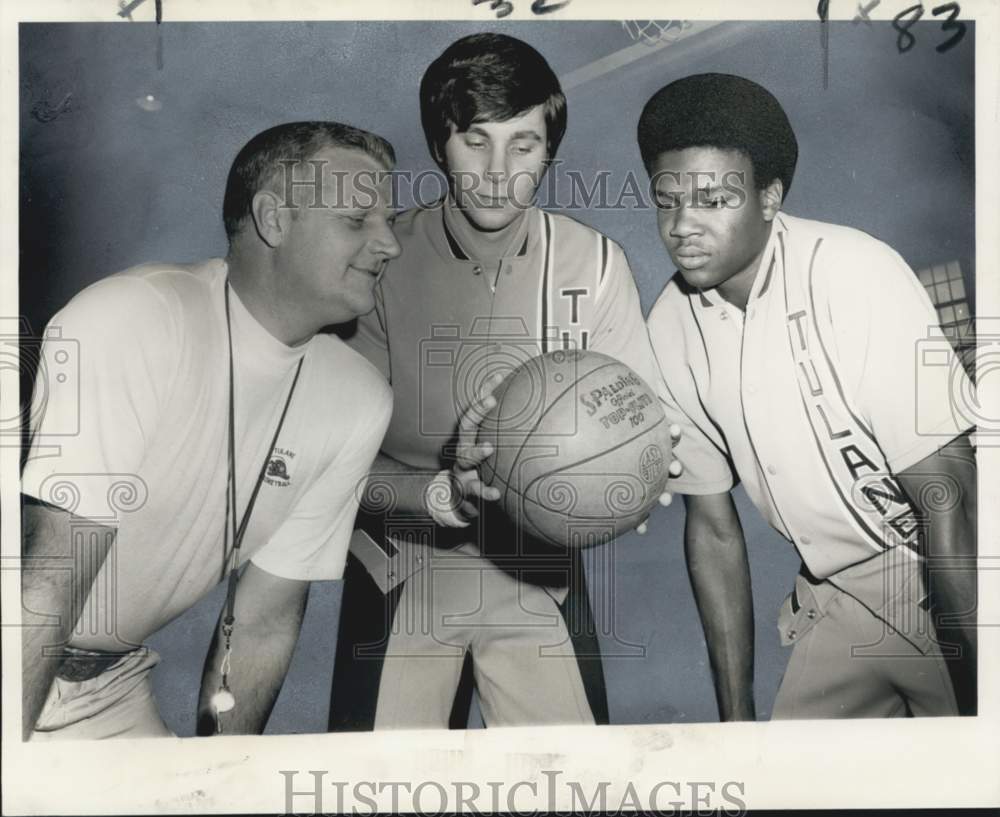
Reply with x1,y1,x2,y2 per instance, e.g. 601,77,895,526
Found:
540,211,554,353
542,211,626,303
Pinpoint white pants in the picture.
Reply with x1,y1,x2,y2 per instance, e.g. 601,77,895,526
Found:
372,553,596,729
772,572,959,719
31,648,174,740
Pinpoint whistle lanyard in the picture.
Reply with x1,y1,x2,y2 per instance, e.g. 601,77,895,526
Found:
213,279,303,733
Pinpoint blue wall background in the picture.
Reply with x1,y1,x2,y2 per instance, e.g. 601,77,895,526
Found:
19,19,974,733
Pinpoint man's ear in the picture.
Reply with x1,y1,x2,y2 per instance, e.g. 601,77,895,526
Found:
251,189,290,248
759,178,784,222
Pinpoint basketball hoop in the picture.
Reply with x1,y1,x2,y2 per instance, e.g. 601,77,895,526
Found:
621,20,694,47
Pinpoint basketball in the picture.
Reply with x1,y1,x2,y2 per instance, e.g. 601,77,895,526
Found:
478,349,672,548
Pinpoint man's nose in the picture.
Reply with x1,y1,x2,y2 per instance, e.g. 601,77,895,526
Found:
669,203,701,238
371,218,401,260
486,146,507,187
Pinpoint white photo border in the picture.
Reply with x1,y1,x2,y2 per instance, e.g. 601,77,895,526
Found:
2,0,998,813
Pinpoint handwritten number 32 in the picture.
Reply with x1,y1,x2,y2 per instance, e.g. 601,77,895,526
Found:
893,2,966,53
471,0,570,16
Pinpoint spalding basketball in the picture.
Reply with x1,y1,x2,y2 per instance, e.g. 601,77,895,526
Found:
478,349,672,549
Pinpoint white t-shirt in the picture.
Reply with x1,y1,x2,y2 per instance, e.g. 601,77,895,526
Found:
22,259,392,651
647,213,974,579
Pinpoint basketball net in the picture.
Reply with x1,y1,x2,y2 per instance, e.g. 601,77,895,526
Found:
620,19,693,47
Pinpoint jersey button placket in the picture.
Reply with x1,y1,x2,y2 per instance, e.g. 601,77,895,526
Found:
740,296,794,550
741,303,755,397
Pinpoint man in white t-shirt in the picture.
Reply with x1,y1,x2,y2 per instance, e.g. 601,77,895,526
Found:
639,74,977,719
20,121,401,739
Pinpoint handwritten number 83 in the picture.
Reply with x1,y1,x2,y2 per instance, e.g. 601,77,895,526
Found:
893,2,966,53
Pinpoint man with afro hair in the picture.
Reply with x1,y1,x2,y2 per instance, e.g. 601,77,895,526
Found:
640,73,977,720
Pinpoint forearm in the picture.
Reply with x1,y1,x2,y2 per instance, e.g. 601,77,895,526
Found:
198,625,297,735
924,498,977,653
360,376,502,525
898,434,978,713
20,499,112,739
915,500,977,716
361,451,437,518
362,450,485,526
21,572,75,739
197,570,310,735
683,496,755,721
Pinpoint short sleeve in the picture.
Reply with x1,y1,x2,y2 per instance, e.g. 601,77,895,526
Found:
588,241,658,386
21,277,177,521
646,295,735,495
822,240,974,473
250,374,392,581
345,284,391,382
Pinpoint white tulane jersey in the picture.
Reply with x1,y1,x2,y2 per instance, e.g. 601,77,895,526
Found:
647,213,974,579
350,198,660,472
22,259,392,651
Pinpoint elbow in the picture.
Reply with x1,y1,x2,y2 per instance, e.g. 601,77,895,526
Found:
923,476,977,560
684,519,746,567
924,511,976,560
686,513,743,550
683,493,745,556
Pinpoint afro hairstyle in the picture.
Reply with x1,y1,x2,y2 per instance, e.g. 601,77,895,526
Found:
637,73,798,195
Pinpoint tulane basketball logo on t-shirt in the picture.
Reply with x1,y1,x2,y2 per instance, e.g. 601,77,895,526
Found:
265,447,295,488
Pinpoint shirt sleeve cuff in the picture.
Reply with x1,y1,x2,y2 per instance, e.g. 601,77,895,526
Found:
249,540,348,582
885,419,976,474
666,474,735,496
20,467,145,524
